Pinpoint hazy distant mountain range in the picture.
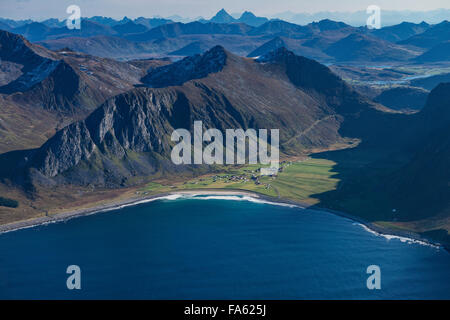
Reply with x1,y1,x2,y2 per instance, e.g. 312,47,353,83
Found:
272,8,450,26
4,7,449,28
1,10,449,63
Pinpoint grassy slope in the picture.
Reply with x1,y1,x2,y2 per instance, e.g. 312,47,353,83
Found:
139,158,338,203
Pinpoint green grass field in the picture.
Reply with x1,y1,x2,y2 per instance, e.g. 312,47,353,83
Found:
139,158,339,205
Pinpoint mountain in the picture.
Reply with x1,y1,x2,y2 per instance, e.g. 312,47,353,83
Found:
415,41,450,62
11,20,119,42
40,31,265,60
324,33,418,62
0,30,59,93
247,37,332,61
399,20,450,48
247,19,359,60
386,83,450,219
313,81,450,222
0,18,33,29
307,19,352,32
0,21,12,31
112,21,148,35
40,18,65,28
39,35,156,60
249,20,311,37
210,9,236,24
168,41,211,56
86,16,120,26
0,30,144,111
410,73,450,90
142,45,227,87
8,46,376,188
272,9,450,26
11,22,53,41
307,83,450,247
370,21,430,42
5,16,450,63
247,37,287,57
374,86,429,111
0,30,151,153
236,11,268,27
51,20,118,38
133,17,173,29
126,21,253,41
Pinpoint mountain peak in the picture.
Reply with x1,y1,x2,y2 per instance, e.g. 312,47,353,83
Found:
314,19,349,30
247,36,286,58
210,9,235,23
142,45,228,87
256,46,293,62
255,47,354,101
240,11,256,18
237,11,268,27
208,44,227,54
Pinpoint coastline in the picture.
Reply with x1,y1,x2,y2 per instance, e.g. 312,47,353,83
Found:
0,188,446,252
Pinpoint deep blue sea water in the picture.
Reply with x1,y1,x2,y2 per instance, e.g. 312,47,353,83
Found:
0,195,449,299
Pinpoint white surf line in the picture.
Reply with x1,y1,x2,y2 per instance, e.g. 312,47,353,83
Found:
0,194,187,234
0,220,58,234
0,193,302,235
179,194,301,208
354,222,441,249
97,194,184,213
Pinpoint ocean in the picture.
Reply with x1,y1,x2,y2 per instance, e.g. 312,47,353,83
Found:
0,194,449,299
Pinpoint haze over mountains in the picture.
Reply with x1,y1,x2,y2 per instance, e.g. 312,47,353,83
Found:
273,9,450,26
1,9,449,63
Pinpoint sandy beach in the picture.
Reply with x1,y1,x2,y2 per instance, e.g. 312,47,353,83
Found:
0,189,445,251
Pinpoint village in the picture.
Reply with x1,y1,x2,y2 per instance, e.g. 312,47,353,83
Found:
184,160,294,191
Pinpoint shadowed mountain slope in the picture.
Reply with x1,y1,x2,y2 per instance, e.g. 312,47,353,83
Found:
415,41,450,62
399,20,450,48
311,83,450,226
371,21,430,42
325,33,419,62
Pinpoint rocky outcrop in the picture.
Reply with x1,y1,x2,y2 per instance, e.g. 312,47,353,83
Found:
32,121,95,177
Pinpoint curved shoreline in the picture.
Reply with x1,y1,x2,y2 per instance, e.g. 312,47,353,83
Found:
0,189,446,252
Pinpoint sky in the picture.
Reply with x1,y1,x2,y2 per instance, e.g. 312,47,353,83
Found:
1,0,450,20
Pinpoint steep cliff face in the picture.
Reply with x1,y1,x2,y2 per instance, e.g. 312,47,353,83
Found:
32,121,95,177
13,47,376,187
24,88,180,186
